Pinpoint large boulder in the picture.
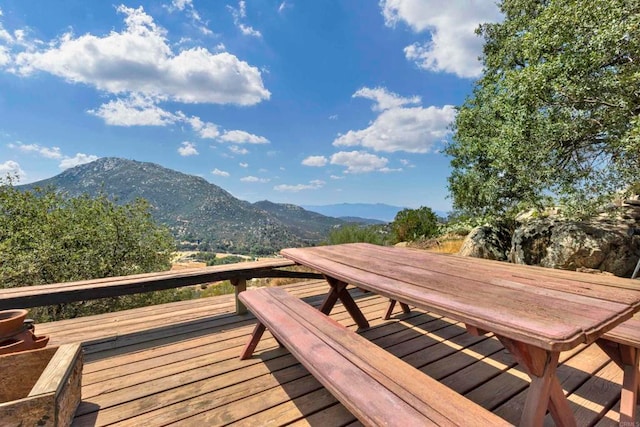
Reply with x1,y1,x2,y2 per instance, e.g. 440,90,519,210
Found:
459,224,512,261
458,204,640,277
510,218,640,276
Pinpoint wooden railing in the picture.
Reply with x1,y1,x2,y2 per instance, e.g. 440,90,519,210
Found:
0,259,324,315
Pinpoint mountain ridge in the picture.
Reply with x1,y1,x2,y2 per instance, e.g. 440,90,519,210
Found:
20,157,345,254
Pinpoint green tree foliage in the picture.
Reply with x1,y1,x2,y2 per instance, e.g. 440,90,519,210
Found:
326,224,389,246
447,0,640,219
392,207,440,242
0,177,179,320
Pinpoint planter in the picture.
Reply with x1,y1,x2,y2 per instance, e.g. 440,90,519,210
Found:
0,343,83,426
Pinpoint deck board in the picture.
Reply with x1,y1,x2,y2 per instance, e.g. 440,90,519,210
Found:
26,280,637,425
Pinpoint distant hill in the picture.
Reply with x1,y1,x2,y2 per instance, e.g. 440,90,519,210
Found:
337,216,385,225
20,158,342,254
301,203,406,223
252,200,345,242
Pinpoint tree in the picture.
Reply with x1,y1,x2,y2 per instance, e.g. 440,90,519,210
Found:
0,177,180,320
447,0,640,219
392,207,440,242
326,224,390,246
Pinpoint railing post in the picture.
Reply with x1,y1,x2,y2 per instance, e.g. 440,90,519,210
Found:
231,277,247,314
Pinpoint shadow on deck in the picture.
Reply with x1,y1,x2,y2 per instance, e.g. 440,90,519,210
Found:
36,280,630,426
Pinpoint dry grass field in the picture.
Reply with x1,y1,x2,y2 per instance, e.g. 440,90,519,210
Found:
404,235,466,255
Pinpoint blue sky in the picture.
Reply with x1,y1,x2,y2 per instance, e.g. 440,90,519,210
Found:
0,1,501,212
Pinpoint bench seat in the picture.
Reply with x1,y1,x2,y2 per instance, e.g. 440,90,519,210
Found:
239,287,512,426
602,317,640,348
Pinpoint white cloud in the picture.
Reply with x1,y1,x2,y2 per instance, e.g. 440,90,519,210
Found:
228,1,262,38
334,88,456,153
239,162,249,168
302,155,328,167
13,6,269,105
241,175,270,183
166,0,213,36
59,153,99,169
239,24,261,38
8,142,98,171
8,142,63,159
178,141,198,156
328,114,338,120
330,151,390,174
278,2,288,14
0,160,25,180
88,94,178,126
330,175,344,180
0,46,9,67
274,179,325,192
229,145,249,155
212,168,230,177
219,130,269,144
353,87,420,112
187,116,220,139
381,0,501,78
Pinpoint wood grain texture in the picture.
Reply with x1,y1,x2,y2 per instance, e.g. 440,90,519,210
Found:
282,243,640,351
240,286,513,426
0,280,624,426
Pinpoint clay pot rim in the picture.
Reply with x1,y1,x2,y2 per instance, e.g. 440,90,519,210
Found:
0,309,29,337
0,309,28,322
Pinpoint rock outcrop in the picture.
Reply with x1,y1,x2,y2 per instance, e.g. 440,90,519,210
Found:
458,224,512,261
460,204,640,277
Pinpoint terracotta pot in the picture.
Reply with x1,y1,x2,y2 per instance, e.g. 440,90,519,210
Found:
0,309,28,337
0,330,49,355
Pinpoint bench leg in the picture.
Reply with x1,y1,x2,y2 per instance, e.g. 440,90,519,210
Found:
383,299,411,320
498,336,576,427
596,339,639,423
240,323,266,360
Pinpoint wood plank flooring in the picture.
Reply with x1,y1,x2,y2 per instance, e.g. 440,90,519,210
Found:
32,280,637,426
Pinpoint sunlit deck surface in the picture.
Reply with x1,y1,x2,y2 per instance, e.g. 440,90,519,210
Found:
37,280,630,426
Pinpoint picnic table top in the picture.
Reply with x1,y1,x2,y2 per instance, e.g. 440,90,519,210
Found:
281,243,640,351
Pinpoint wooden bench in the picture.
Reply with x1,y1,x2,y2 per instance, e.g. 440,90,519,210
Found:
0,259,322,315
598,317,640,422
239,287,512,426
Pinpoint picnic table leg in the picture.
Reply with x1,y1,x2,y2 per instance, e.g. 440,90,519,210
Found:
384,299,411,320
320,277,369,329
596,339,639,423
498,336,576,427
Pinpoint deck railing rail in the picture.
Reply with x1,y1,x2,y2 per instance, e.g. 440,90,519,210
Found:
0,258,324,315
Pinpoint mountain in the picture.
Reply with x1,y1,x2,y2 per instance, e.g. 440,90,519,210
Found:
253,201,345,241
20,158,340,254
301,203,406,223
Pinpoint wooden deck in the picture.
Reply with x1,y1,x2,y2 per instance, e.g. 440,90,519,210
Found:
34,280,634,426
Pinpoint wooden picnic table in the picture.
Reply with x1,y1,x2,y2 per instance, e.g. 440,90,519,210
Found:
281,243,640,427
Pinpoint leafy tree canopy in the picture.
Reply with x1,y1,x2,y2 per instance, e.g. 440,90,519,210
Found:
326,224,390,246
447,0,640,219
392,207,440,242
0,176,178,320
